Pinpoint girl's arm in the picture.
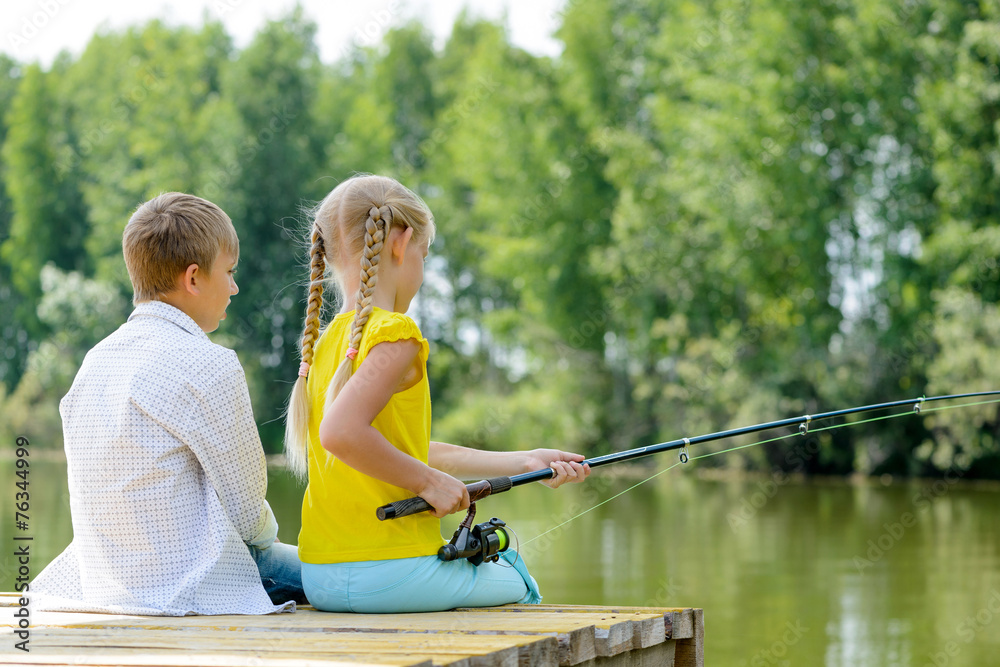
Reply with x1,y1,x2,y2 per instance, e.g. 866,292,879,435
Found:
429,442,591,488
319,339,469,518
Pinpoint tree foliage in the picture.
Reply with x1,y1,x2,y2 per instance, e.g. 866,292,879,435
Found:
0,2,997,478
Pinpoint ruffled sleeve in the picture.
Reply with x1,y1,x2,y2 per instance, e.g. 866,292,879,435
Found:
361,311,429,365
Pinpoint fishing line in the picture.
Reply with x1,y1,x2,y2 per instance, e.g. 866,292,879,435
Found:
520,462,684,547
494,525,523,569
520,396,1000,547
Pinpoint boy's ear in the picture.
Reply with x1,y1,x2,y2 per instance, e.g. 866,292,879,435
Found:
390,226,414,265
179,263,202,295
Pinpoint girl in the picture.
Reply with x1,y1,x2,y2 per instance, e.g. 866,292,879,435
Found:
285,174,590,613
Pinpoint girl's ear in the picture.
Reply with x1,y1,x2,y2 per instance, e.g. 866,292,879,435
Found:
390,226,414,265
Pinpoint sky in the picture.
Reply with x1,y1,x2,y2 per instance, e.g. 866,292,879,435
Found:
0,0,566,67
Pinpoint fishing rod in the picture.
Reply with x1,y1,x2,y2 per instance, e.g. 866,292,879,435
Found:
377,391,1000,529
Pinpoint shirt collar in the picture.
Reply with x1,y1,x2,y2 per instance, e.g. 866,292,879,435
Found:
128,301,208,340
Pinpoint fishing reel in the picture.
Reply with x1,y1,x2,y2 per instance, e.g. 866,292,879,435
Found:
438,502,511,566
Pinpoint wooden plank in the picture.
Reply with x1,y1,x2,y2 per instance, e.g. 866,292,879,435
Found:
30,627,548,666
590,620,633,657
22,646,480,667
2,596,703,667
460,604,688,642
30,646,504,667
673,608,704,667
21,608,613,631
480,605,691,614
0,647,427,667
532,605,696,639
16,609,601,664
474,612,659,657
666,610,693,641
495,612,663,654
17,624,559,667
571,640,677,667
448,608,661,659
0,592,22,608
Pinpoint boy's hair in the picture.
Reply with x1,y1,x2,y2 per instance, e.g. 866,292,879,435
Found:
284,174,435,480
123,192,239,305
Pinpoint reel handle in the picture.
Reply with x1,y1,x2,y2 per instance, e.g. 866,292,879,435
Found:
376,476,512,521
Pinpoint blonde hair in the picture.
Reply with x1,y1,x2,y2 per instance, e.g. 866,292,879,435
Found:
284,175,435,479
123,192,239,305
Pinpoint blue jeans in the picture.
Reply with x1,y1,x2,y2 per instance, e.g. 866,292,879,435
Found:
302,550,541,613
248,542,308,605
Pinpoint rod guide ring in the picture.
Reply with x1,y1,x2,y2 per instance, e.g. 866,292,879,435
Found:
679,438,691,464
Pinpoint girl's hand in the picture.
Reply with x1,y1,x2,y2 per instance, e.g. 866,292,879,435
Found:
415,469,471,518
524,449,592,489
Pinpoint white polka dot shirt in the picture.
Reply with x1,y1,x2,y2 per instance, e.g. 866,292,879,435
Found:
33,301,293,615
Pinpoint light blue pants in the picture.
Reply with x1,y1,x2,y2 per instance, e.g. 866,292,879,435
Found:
302,550,541,613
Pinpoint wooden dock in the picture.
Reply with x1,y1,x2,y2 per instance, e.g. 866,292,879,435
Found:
2,593,703,666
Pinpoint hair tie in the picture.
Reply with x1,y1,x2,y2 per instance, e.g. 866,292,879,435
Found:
298,361,310,378
345,347,359,360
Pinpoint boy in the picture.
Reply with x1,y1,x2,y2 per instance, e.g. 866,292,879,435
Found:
33,193,304,615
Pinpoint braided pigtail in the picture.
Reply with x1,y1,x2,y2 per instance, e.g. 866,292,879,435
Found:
283,174,433,479
323,205,392,413
283,226,326,480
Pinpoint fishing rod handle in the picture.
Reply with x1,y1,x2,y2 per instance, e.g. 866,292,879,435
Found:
376,476,513,521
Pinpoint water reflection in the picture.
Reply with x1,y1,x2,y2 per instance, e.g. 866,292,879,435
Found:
4,460,1000,665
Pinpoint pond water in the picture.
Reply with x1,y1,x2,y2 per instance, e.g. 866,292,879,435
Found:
4,459,1000,666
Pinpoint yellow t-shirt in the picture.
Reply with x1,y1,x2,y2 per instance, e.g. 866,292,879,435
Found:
298,307,444,564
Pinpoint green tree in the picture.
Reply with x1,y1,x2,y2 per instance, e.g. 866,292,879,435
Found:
219,9,324,448
0,4,996,477
0,265,126,446
554,0,852,464
422,16,614,452
59,20,238,285
0,55,26,389
1,62,89,340
913,3,1000,475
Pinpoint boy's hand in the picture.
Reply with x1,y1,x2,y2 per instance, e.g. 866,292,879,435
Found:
415,469,471,518
524,449,592,489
